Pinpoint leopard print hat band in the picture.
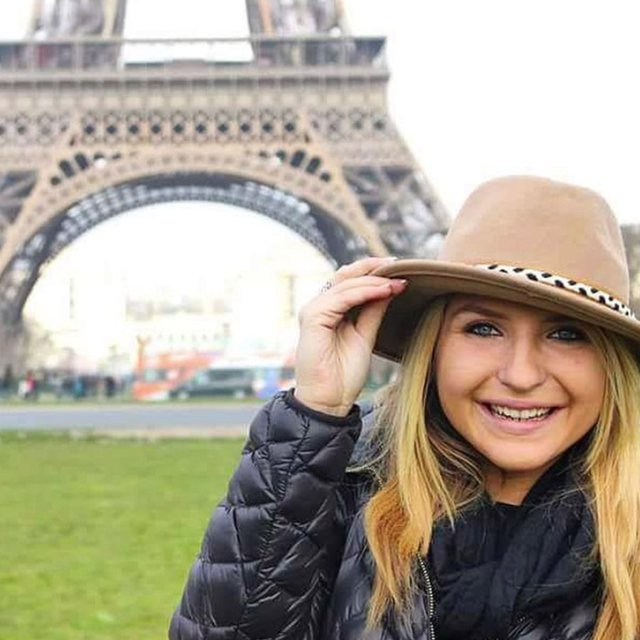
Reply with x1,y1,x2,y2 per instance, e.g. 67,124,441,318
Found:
478,264,636,319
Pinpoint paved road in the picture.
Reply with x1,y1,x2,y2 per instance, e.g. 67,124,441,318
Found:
0,402,261,432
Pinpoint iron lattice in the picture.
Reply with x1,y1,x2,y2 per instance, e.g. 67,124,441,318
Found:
0,36,448,325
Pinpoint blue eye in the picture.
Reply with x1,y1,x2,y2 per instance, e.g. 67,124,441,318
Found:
466,322,501,337
549,326,586,342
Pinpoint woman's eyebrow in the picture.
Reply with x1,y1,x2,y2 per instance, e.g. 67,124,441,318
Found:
543,314,580,324
450,304,509,319
451,305,576,324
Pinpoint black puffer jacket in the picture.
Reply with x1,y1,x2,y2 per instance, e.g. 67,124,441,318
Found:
169,391,598,640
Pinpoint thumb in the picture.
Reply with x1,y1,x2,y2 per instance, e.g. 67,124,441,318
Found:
354,297,394,351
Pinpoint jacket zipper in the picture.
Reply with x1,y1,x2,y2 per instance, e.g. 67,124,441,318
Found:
418,556,529,640
417,556,436,640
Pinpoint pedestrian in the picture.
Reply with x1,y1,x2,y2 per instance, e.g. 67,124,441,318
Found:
22,370,37,400
104,375,116,398
0,364,13,398
169,176,640,640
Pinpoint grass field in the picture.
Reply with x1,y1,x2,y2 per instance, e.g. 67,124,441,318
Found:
0,431,244,640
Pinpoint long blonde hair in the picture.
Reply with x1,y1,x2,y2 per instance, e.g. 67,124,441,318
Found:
363,297,640,639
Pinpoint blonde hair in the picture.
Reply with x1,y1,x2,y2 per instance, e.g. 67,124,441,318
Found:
363,297,640,639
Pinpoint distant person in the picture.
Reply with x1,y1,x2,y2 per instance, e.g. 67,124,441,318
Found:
170,177,640,639
104,375,116,398
0,364,14,398
19,370,37,400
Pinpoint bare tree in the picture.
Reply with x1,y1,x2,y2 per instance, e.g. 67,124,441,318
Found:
0,323,24,373
0,319,56,375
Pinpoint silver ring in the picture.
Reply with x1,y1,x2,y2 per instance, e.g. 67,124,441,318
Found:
320,279,333,293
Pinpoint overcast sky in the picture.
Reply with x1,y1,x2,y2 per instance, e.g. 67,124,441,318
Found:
351,0,639,225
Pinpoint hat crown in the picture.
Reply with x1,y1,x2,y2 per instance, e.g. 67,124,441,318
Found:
439,176,629,302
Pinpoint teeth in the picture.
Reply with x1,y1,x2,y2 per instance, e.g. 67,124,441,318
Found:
489,405,552,420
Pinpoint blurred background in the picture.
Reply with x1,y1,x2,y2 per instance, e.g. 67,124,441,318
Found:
0,1,638,638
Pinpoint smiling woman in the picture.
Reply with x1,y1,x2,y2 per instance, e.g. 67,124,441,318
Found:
435,297,606,505
169,176,640,640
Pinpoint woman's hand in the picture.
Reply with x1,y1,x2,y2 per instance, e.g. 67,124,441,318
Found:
294,257,407,417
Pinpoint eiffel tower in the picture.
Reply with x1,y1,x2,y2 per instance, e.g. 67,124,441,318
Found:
0,0,448,336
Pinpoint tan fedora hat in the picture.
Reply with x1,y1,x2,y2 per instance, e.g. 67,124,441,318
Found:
372,175,640,362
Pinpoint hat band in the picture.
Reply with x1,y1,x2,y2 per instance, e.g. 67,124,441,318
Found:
478,264,636,320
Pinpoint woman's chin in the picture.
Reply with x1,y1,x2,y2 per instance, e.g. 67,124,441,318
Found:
480,444,560,476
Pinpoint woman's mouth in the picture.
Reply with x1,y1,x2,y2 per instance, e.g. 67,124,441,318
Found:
487,404,554,421
478,402,559,433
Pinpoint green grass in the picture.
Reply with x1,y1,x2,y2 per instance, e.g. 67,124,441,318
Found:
0,432,245,640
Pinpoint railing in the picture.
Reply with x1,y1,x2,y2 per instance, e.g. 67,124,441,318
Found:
0,36,386,79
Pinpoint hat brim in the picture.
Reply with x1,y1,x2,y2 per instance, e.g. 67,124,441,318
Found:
372,259,640,362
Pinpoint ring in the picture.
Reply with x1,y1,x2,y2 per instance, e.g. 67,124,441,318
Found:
320,280,333,293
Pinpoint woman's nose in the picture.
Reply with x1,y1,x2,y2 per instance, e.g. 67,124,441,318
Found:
496,339,547,392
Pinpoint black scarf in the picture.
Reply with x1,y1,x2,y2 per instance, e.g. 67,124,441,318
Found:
427,444,600,640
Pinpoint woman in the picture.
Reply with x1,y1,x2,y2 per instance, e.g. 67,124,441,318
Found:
169,176,640,639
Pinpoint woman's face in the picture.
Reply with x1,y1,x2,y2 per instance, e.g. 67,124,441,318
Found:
434,295,606,497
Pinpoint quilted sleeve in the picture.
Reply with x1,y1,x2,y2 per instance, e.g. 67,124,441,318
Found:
168,389,362,640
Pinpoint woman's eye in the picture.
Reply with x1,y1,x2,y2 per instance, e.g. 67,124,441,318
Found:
549,326,586,342
466,322,500,337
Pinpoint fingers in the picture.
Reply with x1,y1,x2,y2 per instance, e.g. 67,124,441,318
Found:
316,275,401,312
331,256,397,286
325,280,404,318
327,274,401,296
301,277,406,330
299,258,405,331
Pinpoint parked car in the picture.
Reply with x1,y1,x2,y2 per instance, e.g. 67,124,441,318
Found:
169,367,256,399
168,364,295,400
